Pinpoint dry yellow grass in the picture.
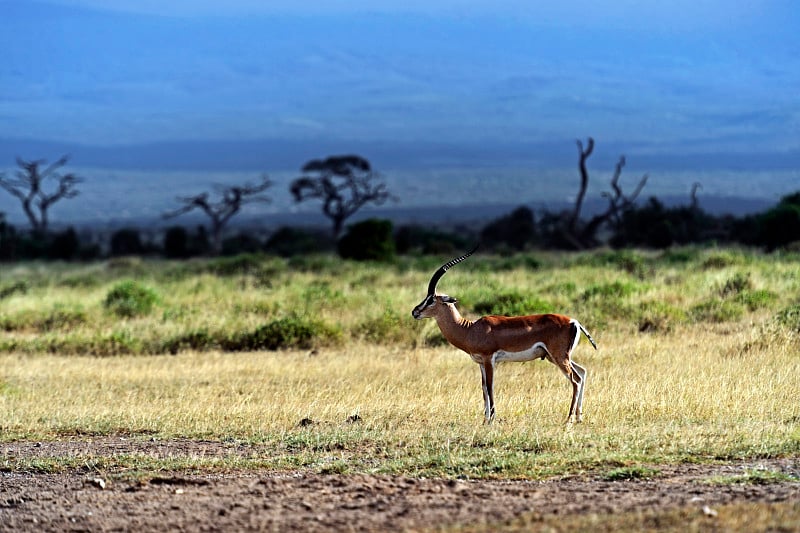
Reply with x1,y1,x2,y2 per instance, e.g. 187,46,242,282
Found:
1,249,799,477
2,323,798,476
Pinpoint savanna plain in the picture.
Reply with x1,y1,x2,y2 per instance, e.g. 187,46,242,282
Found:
1,248,799,531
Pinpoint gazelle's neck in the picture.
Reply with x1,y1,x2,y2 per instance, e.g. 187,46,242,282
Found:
434,303,473,351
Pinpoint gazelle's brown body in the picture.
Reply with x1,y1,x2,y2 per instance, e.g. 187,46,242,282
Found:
412,248,596,423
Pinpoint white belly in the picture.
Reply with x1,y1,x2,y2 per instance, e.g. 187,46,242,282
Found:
491,342,550,364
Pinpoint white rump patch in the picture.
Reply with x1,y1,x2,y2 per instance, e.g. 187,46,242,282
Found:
568,319,582,354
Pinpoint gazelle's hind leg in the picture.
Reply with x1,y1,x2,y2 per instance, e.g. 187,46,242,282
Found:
570,361,587,422
552,356,581,424
560,322,587,423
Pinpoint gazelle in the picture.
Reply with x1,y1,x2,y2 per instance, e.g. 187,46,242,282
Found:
412,247,596,424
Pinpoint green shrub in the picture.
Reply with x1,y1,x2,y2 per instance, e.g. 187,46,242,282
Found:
719,272,753,297
636,300,688,333
715,273,777,312
701,251,744,269
49,227,80,260
24,330,144,356
161,329,217,354
757,194,800,250
37,306,88,332
105,256,146,274
544,281,578,298
776,304,800,332
472,291,554,316
471,254,542,272
659,248,701,264
358,309,410,344
225,315,341,351
58,274,102,289
579,250,649,277
338,219,395,262
394,225,469,255
302,281,344,311
103,280,159,318
206,253,266,276
480,206,537,251
265,227,333,257
736,289,778,311
691,300,745,323
0,280,29,299
99,330,141,355
422,330,451,347
287,254,343,273
581,280,639,301
0,305,87,332
163,226,190,259
220,232,263,257
109,228,144,257
574,280,643,324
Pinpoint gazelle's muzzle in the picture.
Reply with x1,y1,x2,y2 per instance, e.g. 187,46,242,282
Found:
412,294,434,320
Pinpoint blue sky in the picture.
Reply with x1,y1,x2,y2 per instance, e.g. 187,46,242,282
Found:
2,0,797,152
0,0,799,223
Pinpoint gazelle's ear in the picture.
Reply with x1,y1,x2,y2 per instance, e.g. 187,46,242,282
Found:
440,295,458,304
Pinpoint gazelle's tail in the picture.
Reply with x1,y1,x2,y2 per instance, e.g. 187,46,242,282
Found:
577,322,597,350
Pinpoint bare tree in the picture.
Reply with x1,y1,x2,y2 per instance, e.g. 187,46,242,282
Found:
568,137,594,237
690,182,702,211
163,175,273,255
565,138,648,248
290,155,393,238
0,156,82,236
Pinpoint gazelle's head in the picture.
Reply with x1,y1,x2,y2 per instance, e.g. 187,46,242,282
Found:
412,293,458,320
411,246,478,320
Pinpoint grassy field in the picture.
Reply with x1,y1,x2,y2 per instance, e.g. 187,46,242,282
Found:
1,248,799,479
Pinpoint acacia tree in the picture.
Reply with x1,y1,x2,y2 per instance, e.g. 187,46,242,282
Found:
163,175,273,255
0,156,82,236
289,155,393,238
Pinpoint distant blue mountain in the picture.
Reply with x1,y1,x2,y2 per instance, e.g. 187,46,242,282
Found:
1,137,798,173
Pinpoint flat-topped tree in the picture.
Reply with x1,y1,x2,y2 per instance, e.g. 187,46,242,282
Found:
0,156,82,237
163,175,273,255
290,155,393,238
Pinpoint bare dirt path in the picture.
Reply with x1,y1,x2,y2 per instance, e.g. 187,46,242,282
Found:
2,439,799,532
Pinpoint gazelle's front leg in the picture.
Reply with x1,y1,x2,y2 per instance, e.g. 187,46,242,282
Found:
479,361,496,423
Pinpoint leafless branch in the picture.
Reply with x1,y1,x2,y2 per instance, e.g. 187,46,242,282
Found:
0,156,82,235
164,174,273,254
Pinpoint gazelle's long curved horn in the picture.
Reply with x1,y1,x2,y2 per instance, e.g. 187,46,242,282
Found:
427,245,479,295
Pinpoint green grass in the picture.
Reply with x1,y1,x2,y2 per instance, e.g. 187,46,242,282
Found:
1,247,799,481
601,466,661,481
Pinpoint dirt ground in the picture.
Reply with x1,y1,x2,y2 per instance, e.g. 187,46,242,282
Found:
1,439,798,532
